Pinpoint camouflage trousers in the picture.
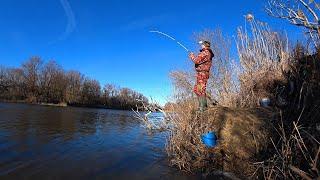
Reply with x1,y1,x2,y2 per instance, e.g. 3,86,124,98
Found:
193,71,209,97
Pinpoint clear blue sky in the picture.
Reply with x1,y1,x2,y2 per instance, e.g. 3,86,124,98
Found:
0,0,303,105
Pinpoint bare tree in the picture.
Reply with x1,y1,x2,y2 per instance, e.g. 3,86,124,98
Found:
65,70,84,104
266,0,320,46
81,78,101,105
39,61,67,103
7,68,25,100
1,58,149,110
103,84,118,97
22,57,43,102
0,66,9,93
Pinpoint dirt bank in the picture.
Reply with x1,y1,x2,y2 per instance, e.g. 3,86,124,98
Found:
167,106,277,178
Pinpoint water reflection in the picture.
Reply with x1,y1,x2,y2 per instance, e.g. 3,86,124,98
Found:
0,103,204,179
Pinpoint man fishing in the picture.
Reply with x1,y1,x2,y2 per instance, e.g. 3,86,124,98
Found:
150,31,213,111
189,40,214,111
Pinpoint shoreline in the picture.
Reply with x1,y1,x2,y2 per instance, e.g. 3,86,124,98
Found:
0,100,68,107
39,102,68,107
0,100,143,111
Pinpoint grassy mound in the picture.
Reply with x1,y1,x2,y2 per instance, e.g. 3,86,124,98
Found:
166,106,276,178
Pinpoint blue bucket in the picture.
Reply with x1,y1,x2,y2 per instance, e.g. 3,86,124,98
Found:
201,131,217,148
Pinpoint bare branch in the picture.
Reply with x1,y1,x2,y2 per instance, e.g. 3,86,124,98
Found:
298,0,319,22
267,0,320,46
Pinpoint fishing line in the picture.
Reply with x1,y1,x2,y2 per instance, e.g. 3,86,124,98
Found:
149,30,190,52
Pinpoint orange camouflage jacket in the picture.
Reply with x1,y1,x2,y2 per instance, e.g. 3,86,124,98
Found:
190,47,214,72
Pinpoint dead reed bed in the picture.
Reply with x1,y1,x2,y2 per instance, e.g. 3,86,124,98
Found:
236,20,290,108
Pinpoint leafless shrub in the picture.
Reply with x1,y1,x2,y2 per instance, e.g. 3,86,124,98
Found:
169,71,195,103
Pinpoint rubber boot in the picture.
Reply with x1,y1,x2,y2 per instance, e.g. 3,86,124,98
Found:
199,96,208,112
202,96,208,109
197,96,201,111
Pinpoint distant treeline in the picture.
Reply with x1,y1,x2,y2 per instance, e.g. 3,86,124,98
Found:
0,57,149,110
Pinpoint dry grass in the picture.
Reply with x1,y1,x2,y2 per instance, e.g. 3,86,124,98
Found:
166,106,276,177
253,111,320,179
135,100,277,179
166,20,320,178
235,19,290,108
252,47,320,179
172,20,291,108
135,17,320,179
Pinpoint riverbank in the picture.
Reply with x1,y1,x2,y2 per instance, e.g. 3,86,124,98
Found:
0,100,67,107
164,106,276,178
39,102,67,107
0,100,145,111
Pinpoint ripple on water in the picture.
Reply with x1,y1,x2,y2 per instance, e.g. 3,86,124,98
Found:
0,103,209,179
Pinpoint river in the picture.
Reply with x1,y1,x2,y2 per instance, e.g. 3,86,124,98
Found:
0,103,206,179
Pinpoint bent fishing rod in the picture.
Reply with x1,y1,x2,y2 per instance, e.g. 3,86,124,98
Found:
149,30,190,52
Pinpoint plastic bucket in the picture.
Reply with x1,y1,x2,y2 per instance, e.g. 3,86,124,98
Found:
201,131,217,148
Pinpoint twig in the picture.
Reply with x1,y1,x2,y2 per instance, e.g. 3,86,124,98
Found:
289,165,312,180
298,0,319,22
312,147,320,172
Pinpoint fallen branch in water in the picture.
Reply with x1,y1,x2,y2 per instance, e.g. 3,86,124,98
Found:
132,99,173,131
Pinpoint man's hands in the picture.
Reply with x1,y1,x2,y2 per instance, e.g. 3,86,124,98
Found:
189,52,195,60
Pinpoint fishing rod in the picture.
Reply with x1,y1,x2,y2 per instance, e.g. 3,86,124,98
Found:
149,30,190,52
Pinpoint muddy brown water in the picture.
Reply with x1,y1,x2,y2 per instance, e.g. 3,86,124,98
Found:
0,103,211,180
